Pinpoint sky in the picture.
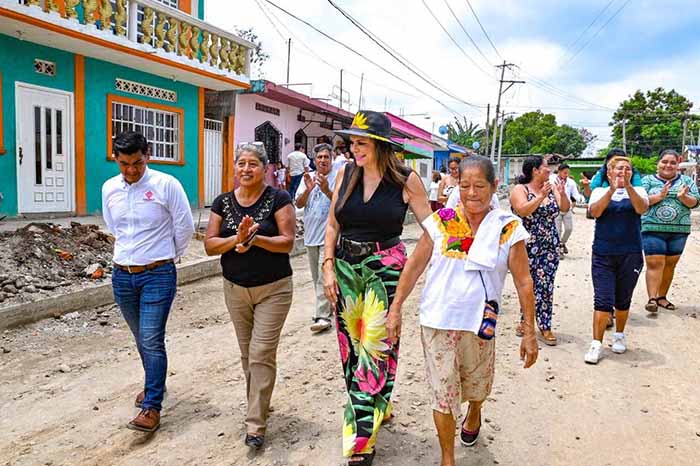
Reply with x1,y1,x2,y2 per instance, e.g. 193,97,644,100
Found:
206,0,700,153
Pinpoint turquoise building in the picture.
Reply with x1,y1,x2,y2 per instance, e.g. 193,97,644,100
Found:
0,0,251,216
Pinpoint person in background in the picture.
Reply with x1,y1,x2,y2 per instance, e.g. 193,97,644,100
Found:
641,149,699,313
584,154,648,364
388,156,538,466
437,157,460,205
333,140,350,173
205,143,296,449
550,163,584,256
295,143,336,333
102,131,194,433
582,148,643,199
275,161,287,191
286,143,310,197
324,111,431,466
429,170,442,211
510,155,570,346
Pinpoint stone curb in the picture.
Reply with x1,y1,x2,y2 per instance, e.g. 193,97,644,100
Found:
0,238,307,330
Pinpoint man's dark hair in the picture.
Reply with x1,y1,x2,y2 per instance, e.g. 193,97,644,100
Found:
113,131,149,157
558,163,570,171
294,143,304,151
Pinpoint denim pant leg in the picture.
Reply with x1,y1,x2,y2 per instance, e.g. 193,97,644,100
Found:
113,269,145,369
136,263,177,411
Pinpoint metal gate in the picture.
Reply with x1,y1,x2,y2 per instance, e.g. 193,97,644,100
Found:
204,118,223,206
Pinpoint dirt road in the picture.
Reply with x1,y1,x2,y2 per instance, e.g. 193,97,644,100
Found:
2,212,700,466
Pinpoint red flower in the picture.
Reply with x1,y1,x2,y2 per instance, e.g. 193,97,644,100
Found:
460,237,474,253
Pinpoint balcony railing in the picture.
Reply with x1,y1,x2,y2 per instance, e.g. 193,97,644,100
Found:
12,0,250,79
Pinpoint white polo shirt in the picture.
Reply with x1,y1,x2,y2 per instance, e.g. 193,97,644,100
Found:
102,167,194,266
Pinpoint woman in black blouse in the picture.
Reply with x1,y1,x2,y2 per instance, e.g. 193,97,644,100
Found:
205,143,295,450
323,111,431,465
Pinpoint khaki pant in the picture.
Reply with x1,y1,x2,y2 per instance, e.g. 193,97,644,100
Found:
306,245,332,321
223,276,293,434
555,210,574,245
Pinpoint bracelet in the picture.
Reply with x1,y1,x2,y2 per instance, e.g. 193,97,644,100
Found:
322,257,335,267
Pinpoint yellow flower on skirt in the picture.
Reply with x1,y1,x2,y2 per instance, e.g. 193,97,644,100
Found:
343,421,356,457
341,289,389,361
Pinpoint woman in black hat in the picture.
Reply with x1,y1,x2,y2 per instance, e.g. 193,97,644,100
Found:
322,111,431,465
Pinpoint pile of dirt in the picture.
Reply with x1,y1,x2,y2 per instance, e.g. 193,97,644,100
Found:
0,222,114,306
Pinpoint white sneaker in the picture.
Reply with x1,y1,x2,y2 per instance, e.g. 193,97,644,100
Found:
310,318,332,333
612,332,627,354
584,340,603,364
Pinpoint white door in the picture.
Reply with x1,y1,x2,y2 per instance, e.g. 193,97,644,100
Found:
16,84,74,213
204,118,224,206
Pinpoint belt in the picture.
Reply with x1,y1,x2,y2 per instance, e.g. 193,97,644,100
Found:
338,236,400,257
113,259,174,274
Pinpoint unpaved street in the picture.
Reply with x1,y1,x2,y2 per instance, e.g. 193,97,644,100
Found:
2,213,700,466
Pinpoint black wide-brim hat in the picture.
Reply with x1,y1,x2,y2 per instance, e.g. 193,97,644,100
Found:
336,110,403,148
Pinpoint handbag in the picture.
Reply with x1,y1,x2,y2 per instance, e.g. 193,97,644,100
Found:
477,271,500,340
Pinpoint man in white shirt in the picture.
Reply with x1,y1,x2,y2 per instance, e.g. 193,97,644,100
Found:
102,131,194,433
295,143,335,333
286,143,310,197
550,163,583,256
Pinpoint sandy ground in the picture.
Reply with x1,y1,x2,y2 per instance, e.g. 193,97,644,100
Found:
2,211,700,466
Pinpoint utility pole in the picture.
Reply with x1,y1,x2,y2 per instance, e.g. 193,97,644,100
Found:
490,62,525,161
681,118,688,153
339,69,344,110
286,38,291,84
622,117,627,153
484,103,490,156
358,73,364,110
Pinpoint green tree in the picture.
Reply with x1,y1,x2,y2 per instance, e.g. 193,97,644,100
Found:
501,111,587,157
607,88,700,157
446,117,485,153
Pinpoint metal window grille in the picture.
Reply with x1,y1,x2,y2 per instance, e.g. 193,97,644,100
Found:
112,101,180,162
115,78,177,102
154,0,178,7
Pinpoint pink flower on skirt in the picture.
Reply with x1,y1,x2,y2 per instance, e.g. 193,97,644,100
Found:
354,436,369,453
337,331,350,363
355,364,387,395
378,243,407,270
388,354,398,377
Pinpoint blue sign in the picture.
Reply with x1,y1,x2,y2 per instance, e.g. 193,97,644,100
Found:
472,141,480,150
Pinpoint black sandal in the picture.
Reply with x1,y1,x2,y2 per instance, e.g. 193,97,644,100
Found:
645,298,658,313
244,434,264,450
348,451,375,466
656,296,676,310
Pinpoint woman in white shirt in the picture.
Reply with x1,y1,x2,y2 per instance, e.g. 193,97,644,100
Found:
386,155,538,466
437,157,460,205
429,170,442,211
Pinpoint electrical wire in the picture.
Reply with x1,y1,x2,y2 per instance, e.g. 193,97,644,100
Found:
463,0,502,60
325,0,483,109
261,0,468,116
440,0,493,66
556,0,617,65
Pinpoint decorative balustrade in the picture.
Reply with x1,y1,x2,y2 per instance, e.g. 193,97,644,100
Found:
14,0,251,77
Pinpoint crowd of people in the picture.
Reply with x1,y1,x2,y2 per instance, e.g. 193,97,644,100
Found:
101,110,698,465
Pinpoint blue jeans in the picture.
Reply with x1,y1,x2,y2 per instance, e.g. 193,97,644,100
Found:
288,174,303,197
642,231,689,256
112,262,177,411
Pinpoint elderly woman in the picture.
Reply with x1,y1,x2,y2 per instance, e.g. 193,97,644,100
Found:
584,154,649,364
323,111,431,466
510,155,570,345
437,157,461,205
388,156,538,466
641,149,699,312
204,143,296,448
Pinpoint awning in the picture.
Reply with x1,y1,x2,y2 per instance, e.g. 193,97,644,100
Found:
394,138,433,159
447,143,468,154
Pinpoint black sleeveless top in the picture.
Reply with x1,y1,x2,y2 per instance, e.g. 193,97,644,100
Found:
335,163,411,242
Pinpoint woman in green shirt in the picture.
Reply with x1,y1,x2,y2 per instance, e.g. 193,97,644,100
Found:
641,149,700,312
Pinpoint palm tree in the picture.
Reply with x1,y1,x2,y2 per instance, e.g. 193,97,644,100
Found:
446,117,485,152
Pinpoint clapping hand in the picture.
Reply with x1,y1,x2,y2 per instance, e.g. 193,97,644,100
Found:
580,174,590,187
234,216,259,254
678,184,689,199
555,179,566,196
538,182,552,200
303,172,315,192
316,173,330,196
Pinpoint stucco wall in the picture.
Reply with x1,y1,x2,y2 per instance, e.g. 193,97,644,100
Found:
0,34,75,217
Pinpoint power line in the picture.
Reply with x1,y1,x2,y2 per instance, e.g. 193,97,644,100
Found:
420,0,497,82
557,0,616,65
325,0,483,109
261,0,467,116
254,0,420,99
463,0,502,60
562,0,633,67
440,0,493,66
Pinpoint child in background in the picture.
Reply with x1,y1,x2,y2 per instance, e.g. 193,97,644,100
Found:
275,161,287,191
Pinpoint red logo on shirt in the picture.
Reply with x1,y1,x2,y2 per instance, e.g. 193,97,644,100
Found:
144,191,155,201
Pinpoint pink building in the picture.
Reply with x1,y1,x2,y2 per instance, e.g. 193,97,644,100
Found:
234,80,353,185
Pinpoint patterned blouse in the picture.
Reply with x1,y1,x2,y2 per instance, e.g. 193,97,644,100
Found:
642,174,700,234
514,186,560,255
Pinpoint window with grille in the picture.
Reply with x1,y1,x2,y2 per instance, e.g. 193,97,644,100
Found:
153,0,178,8
111,100,181,162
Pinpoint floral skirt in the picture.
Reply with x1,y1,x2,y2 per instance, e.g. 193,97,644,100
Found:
334,241,407,457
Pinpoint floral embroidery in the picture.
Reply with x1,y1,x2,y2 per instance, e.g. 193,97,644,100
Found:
499,220,519,245
435,207,473,259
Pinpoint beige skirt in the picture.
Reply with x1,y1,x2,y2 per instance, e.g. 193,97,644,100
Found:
420,326,496,420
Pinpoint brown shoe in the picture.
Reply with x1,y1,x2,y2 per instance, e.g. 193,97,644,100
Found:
135,391,145,408
127,408,160,433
